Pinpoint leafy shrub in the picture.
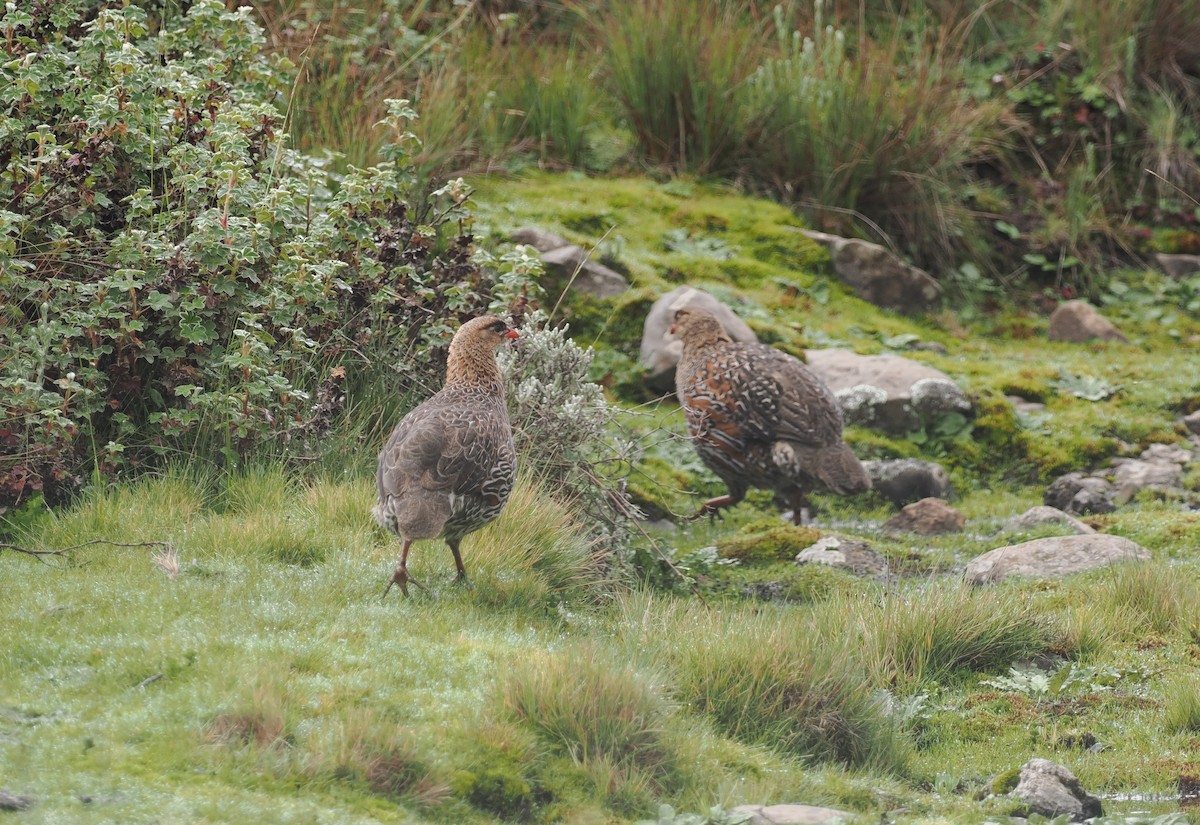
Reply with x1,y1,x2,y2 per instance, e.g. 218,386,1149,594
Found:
0,0,535,506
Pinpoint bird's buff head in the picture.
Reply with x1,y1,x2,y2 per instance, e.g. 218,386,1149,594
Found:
450,314,520,353
444,315,519,386
669,307,733,346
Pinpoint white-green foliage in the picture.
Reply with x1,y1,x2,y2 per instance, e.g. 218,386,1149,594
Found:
499,318,638,565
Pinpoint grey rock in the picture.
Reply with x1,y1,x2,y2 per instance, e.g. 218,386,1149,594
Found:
1047,300,1129,343
540,244,628,298
1043,472,1115,515
640,287,758,392
965,534,1150,585
909,341,949,354
1183,410,1200,436
883,497,965,535
796,536,887,578
864,458,952,506
1141,442,1193,464
731,802,859,825
0,790,33,811
1109,457,1183,503
1012,758,1102,821
910,378,973,419
797,229,942,314
510,226,570,253
1006,395,1046,414
804,349,968,434
837,385,893,429
1008,505,1095,535
1155,252,1200,280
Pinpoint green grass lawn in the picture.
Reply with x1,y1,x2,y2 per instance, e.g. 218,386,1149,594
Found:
6,173,1200,824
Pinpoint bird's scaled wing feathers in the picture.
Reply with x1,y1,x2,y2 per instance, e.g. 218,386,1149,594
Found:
731,351,844,448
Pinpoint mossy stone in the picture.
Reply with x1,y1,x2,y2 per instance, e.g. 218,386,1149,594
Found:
717,523,821,564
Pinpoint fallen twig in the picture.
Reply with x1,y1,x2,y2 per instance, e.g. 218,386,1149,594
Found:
137,673,164,689
1,539,173,567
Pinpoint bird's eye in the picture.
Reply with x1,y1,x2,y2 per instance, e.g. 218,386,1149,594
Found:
491,320,507,333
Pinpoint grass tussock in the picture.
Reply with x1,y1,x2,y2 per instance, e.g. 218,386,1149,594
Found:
621,594,909,772
1090,561,1200,637
305,708,449,805
205,670,292,750
503,643,673,778
464,474,606,610
853,583,1055,691
601,0,761,175
1163,673,1200,734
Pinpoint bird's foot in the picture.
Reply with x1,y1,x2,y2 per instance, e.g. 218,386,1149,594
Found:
685,503,725,523
452,572,473,589
382,564,426,599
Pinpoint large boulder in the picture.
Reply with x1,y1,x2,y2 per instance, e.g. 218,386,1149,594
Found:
804,350,970,434
797,229,942,314
883,497,965,535
1047,300,1128,343
964,534,1149,585
640,286,758,392
1012,758,1102,821
864,458,952,506
731,803,861,825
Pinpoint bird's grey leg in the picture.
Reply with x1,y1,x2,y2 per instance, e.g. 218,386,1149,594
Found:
447,539,471,587
789,491,813,526
383,539,426,598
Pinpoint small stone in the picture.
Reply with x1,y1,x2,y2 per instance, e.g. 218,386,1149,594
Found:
1043,472,1115,515
1140,442,1193,464
864,458,952,507
805,349,967,434
909,378,973,420
797,229,942,314
796,535,887,578
883,497,965,535
1183,410,1200,436
1047,300,1128,343
510,226,570,253
731,802,862,825
0,790,33,811
1012,758,1102,821
1006,395,1046,414
539,245,628,298
1155,252,1200,280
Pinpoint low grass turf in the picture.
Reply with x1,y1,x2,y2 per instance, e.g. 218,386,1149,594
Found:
4,467,1200,822
6,173,1200,823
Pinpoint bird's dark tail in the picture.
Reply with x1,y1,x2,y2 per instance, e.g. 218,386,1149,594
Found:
773,440,872,495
